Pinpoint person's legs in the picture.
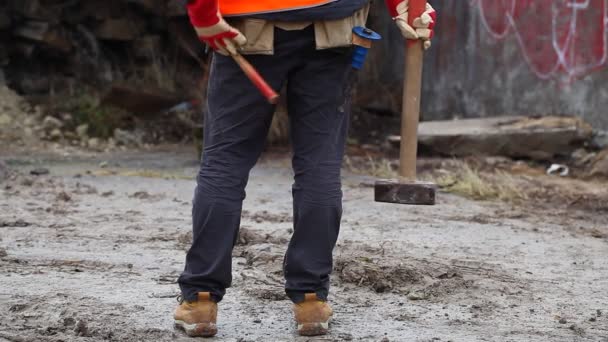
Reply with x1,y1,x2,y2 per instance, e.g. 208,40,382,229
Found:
178,51,285,303
283,43,353,303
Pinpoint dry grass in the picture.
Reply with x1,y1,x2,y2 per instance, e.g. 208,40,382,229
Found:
344,155,528,203
432,163,528,202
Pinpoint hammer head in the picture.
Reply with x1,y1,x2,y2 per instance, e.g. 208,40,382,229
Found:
374,179,436,205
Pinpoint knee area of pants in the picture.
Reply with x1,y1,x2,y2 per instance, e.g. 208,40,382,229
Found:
294,171,341,188
293,180,341,194
294,188,342,206
197,164,249,188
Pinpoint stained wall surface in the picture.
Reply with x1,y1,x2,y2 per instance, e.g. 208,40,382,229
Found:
360,0,608,130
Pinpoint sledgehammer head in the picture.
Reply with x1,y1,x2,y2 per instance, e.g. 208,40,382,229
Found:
374,180,436,205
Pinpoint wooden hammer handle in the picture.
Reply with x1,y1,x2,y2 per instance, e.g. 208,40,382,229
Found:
231,53,280,104
399,0,427,180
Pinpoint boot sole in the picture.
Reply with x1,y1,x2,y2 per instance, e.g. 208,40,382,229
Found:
297,322,329,336
174,320,217,338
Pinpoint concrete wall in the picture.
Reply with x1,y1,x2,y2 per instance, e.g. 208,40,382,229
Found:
359,0,608,130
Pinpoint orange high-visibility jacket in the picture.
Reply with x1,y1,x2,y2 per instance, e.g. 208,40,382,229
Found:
222,0,336,16
187,0,336,27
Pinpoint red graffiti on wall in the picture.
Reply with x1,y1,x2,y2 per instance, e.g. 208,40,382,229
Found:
471,0,608,81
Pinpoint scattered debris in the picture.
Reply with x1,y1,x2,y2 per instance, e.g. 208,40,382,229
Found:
0,86,41,146
41,116,63,133
88,138,101,149
237,227,289,246
242,210,292,224
591,130,608,149
406,291,429,301
73,320,89,337
76,124,89,139
101,191,115,197
55,191,72,202
547,164,569,177
114,128,143,147
589,228,607,239
587,148,608,179
129,191,164,201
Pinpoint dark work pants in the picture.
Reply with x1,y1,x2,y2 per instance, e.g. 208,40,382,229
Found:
178,26,352,304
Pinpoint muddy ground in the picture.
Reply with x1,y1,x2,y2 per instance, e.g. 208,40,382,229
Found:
0,147,607,342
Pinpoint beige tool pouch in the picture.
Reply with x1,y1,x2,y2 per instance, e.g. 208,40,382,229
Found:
314,4,370,50
229,3,371,55
230,18,276,55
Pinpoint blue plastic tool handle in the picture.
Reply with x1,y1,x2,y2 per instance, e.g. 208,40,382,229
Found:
351,26,382,70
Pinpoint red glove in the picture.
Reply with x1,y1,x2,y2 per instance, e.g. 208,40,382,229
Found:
385,0,436,49
187,0,247,55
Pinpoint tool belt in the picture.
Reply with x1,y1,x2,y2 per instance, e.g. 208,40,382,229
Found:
227,4,370,55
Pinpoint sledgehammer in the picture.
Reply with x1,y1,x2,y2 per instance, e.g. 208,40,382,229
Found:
374,0,436,205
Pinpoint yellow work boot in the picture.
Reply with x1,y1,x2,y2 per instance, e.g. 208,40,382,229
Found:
174,292,218,337
293,293,333,336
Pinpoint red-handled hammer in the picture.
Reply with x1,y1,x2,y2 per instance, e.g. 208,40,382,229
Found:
231,52,280,104
374,0,437,205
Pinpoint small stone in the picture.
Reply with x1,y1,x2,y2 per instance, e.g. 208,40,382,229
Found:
56,191,71,202
114,128,142,147
24,116,36,127
591,130,608,149
60,113,73,123
88,138,100,149
74,319,89,336
76,124,89,139
0,248,7,258
41,116,63,132
253,319,261,323
0,113,12,126
569,324,584,334
63,317,76,327
30,168,50,176
407,291,427,301
99,161,108,168
50,128,62,140
558,317,567,324
338,333,354,341
107,137,116,149
588,148,608,178
589,317,596,322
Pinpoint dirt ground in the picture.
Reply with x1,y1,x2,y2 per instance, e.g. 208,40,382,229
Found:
1,147,607,342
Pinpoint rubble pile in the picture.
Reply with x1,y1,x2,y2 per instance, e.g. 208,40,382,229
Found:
0,0,209,147
0,85,41,146
0,0,203,99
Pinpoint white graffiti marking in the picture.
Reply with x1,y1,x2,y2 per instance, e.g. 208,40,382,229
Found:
472,0,608,81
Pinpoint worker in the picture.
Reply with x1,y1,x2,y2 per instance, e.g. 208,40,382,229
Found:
174,0,436,337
